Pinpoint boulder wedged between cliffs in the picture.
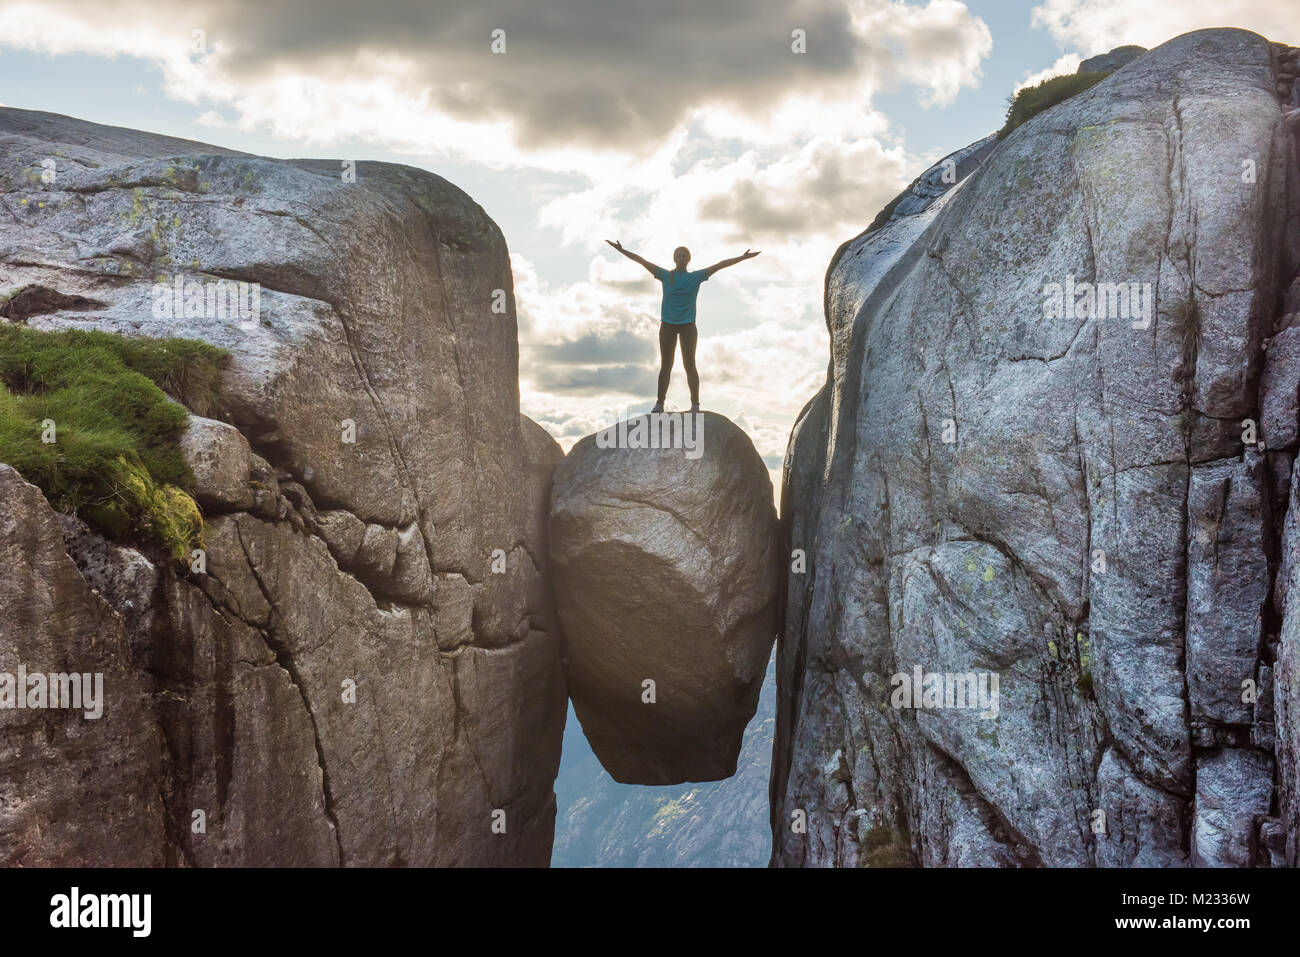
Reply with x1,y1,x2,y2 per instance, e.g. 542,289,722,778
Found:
548,412,780,786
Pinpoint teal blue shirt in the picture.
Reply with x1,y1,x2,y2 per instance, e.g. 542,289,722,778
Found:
652,266,709,324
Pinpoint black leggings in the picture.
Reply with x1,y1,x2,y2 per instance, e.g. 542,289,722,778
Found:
657,322,699,405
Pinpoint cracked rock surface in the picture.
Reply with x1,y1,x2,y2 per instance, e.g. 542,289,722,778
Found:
0,108,565,865
773,30,1300,867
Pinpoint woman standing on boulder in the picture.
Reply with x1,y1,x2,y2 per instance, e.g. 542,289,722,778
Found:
606,240,760,413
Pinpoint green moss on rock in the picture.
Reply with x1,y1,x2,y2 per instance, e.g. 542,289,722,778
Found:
0,324,229,560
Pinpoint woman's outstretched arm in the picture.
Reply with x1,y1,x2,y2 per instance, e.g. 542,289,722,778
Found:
606,239,663,276
704,248,761,277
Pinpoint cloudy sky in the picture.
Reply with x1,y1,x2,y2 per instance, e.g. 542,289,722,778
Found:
2,0,1295,481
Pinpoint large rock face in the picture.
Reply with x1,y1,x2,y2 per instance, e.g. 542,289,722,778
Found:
550,412,779,785
0,107,565,865
773,30,1300,867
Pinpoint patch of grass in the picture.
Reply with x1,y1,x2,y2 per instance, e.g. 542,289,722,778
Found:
0,324,229,560
997,71,1111,140
1076,670,1094,696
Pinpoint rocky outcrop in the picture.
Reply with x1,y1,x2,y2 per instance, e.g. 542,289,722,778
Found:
0,107,565,865
773,30,1299,867
549,412,779,785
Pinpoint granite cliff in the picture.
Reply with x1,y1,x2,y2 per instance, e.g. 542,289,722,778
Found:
773,29,1300,868
0,107,564,866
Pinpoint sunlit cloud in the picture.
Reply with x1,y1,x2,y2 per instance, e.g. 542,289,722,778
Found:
1030,0,1299,55
1014,53,1083,93
0,0,999,475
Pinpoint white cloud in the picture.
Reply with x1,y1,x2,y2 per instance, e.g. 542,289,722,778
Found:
1030,0,1299,55
1014,53,1082,93
853,0,994,107
0,0,991,176
696,135,911,241
0,0,988,485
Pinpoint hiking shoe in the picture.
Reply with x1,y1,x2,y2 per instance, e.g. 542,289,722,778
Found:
651,401,664,413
